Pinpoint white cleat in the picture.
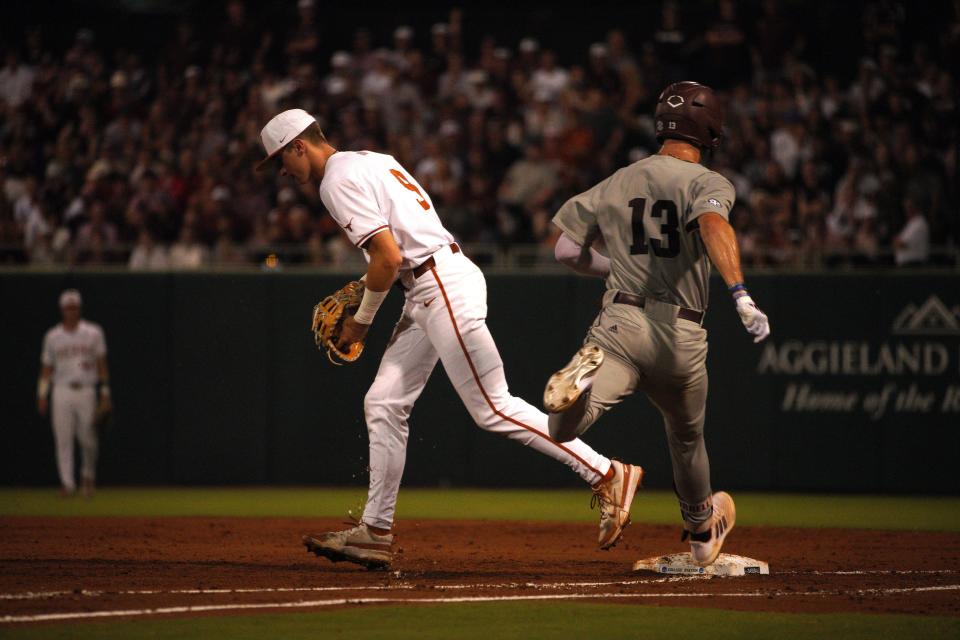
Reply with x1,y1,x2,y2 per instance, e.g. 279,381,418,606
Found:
683,491,736,567
303,522,394,570
544,344,605,413
592,460,644,550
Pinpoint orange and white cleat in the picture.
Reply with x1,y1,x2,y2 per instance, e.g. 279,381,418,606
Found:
592,460,644,550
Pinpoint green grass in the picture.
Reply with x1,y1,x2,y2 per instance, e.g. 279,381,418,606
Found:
2,603,958,640
1,488,959,531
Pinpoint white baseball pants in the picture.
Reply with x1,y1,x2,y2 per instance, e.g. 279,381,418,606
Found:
51,385,98,491
361,249,611,529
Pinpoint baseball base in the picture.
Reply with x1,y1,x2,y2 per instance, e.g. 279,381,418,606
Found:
632,553,770,576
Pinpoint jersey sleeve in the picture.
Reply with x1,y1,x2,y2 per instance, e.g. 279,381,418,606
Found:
41,331,53,366
320,174,391,248
93,325,107,358
552,179,606,245
688,172,736,225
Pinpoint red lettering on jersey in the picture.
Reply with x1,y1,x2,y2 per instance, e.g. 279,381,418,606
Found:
389,169,430,211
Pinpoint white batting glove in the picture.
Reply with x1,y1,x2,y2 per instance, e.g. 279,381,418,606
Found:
735,294,770,343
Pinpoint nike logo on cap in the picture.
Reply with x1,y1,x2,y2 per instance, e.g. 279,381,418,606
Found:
278,134,288,143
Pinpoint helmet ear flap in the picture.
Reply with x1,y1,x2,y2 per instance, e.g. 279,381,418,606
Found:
709,125,723,149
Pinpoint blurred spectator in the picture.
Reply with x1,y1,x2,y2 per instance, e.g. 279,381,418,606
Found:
530,50,568,102
287,0,320,62
652,1,690,80
169,227,207,269
128,229,170,270
0,2,956,269
702,0,750,89
497,142,558,242
0,50,34,108
893,196,930,266
75,202,119,253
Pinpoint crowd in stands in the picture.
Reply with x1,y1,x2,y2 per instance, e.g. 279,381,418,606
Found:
0,0,957,269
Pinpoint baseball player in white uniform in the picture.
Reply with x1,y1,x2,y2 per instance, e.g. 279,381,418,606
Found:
255,109,642,569
37,289,111,498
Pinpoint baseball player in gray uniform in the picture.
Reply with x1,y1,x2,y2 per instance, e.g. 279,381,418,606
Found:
37,289,111,498
543,81,770,567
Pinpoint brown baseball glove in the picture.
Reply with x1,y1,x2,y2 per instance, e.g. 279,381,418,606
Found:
311,280,366,365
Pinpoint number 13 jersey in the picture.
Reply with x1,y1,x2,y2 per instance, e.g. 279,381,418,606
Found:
552,154,736,313
319,151,454,269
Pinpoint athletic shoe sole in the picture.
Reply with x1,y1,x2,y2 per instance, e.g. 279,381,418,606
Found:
303,534,393,571
544,344,605,413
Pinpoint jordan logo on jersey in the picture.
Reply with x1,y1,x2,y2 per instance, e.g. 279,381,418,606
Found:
344,218,354,232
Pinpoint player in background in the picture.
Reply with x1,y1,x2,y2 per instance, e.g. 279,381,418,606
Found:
255,109,641,569
38,289,111,498
543,82,770,566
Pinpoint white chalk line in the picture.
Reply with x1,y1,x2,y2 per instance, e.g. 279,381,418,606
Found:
0,578,670,601
1,569,956,602
3,584,959,624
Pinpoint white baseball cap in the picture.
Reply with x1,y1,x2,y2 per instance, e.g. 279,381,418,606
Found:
255,108,317,172
59,289,82,308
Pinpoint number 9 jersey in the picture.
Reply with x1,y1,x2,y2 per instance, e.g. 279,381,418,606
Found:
319,151,455,268
552,154,735,313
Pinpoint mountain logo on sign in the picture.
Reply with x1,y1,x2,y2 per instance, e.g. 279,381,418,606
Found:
892,295,960,335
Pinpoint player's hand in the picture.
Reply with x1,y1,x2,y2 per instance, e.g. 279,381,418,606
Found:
337,315,370,352
38,397,48,417
735,295,770,343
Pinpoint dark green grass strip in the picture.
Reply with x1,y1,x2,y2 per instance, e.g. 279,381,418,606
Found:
1,488,959,531
2,603,958,640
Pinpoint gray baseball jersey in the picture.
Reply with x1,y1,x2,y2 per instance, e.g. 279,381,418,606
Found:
553,154,735,312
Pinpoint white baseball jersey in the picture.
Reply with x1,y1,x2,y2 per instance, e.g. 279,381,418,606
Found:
318,151,454,269
41,320,106,386
312,150,612,533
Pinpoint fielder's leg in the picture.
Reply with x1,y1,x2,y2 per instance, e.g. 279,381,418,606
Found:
304,307,438,570
423,265,610,485
361,310,439,531
50,387,77,494
75,388,98,497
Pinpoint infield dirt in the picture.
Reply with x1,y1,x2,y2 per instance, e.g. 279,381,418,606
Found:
1,517,958,622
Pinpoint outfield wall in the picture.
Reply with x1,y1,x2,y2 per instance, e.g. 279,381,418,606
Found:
2,270,958,492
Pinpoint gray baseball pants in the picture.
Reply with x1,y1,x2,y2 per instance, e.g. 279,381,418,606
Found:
549,291,713,527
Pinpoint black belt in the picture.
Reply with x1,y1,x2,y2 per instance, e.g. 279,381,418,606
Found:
412,243,461,279
613,292,704,324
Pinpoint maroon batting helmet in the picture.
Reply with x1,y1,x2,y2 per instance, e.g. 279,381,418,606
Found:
654,81,725,149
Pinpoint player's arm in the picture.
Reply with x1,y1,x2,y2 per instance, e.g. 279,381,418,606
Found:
554,231,610,278
37,364,52,417
699,213,770,343
552,178,608,276
698,213,743,287
337,230,402,349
